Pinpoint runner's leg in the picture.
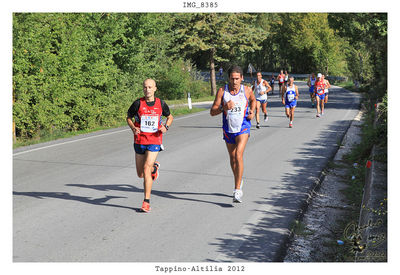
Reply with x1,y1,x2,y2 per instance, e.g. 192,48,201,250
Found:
143,151,159,200
135,153,145,178
290,106,296,121
321,98,325,114
285,107,290,118
262,102,267,116
225,134,249,190
255,101,261,124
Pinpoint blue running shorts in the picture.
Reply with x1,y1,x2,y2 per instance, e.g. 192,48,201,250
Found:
285,100,297,109
223,128,250,144
256,98,267,104
134,143,161,155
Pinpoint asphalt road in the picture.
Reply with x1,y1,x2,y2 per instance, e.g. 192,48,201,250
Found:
13,82,360,262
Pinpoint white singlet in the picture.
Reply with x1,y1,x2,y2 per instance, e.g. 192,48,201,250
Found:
223,85,248,133
254,79,268,101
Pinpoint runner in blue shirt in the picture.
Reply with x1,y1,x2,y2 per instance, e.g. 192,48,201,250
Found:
282,76,299,128
210,65,256,203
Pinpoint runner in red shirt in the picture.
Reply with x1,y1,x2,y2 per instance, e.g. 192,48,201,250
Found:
313,73,326,117
127,78,173,212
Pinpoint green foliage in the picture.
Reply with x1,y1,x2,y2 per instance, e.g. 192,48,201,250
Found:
328,13,387,91
155,60,190,100
13,12,387,144
173,13,265,63
172,13,266,95
12,13,195,140
247,13,348,75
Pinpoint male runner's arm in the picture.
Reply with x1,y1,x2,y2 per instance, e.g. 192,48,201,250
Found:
245,86,256,121
281,85,287,105
210,87,234,116
295,85,299,100
159,101,173,133
160,114,173,133
127,100,141,135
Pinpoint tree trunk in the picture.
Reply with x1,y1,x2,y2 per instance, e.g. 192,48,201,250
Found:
210,48,217,96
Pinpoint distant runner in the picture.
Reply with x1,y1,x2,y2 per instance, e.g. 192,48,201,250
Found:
284,70,289,86
314,73,326,117
282,76,299,128
307,73,316,107
269,74,275,95
126,78,174,213
253,71,272,128
210,65,256,203
277,70,286,97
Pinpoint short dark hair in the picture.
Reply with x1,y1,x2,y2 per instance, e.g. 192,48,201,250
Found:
228,65,243,77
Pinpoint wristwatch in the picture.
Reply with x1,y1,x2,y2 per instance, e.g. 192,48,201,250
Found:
164,124,169,131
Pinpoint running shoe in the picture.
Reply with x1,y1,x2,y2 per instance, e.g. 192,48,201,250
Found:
321,112,324,116
152,161,160,181
289,123,293,128
264,114,268,122
316,114,321,118
233,189,243,203
256,123,260,129
141,201,151,213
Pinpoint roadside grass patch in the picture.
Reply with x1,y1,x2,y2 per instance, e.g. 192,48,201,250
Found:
290,220,314,237
13,105,206,149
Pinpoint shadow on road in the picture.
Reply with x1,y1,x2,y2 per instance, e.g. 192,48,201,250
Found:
13,191,141,212
13,182,235,210
206,117,358,262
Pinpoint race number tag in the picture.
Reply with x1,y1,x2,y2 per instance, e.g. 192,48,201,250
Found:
229,104,242,116
140,115,159,133
287,93,295,102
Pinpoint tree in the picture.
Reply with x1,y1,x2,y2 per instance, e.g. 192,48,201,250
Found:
173,13,266,95
328,13,387,94
266,13,347,75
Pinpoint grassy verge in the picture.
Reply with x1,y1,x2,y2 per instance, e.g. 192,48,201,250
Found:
324,82,386,261
165,95,215,106
13,105,206,149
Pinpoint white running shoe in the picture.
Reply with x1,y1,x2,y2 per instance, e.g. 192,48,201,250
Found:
264,114,268,122
233,189,243,203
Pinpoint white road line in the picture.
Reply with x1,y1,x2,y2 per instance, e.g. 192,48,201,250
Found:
13,109,209,156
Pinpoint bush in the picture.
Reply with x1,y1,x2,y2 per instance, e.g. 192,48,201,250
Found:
155,60,190,100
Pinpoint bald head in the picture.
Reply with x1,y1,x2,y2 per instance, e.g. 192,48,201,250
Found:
143,78,157,101
143,78,156,87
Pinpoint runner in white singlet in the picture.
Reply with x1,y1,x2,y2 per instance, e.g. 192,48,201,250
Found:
252,71,272,128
